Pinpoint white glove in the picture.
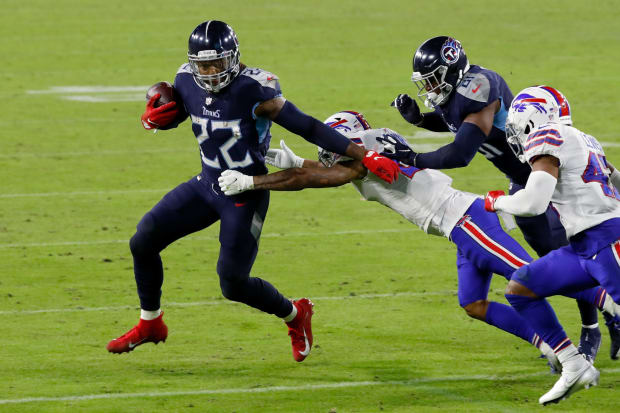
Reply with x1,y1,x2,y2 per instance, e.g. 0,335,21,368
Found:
218,170,255,196
265,139,304,169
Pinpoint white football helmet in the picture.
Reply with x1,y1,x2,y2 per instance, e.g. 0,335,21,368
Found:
505,85,572,162
318,111,371,167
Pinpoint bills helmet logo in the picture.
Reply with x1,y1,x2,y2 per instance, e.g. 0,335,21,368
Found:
511,93,548,114
440,38,462,64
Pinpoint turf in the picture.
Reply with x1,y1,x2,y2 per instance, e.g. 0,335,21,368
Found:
1,0,619,411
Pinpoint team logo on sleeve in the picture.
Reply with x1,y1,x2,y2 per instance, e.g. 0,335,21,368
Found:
511,93,548,114
440,38,462,64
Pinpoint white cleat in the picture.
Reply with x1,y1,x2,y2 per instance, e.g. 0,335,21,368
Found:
539,357,599,405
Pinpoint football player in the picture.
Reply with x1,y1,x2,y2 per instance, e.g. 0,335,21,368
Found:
485,86,620,404
217,110,612,373
106,20,399,362
385,36,615,360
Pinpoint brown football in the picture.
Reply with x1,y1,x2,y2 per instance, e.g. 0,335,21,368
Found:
145,81,188,128
146,81,179,107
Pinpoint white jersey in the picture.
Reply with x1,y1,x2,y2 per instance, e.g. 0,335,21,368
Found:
523,123,620,238
345,128,478,237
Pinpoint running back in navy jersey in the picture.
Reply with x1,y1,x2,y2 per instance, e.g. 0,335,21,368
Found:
435,65,530,185
174,64,281,181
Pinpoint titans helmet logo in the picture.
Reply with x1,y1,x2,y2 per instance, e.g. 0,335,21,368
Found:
441,38,462,64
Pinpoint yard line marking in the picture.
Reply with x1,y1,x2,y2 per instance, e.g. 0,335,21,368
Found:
27,86,150,94
0,290,456,315
1,369,618,405
0,227,418,249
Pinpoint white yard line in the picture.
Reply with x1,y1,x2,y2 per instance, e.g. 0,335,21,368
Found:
1,369,618,405
0,290,453,315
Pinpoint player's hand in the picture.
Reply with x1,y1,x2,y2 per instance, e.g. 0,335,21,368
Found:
379,134,418,166
265,140,304,169
218,170,255,196
141,93,178,130
485,190,506,212
391,93,423,125
362,151,400,184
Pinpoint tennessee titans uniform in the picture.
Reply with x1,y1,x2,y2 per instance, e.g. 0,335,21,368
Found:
435,65,567,256
511,124,620,301
129,65,292,317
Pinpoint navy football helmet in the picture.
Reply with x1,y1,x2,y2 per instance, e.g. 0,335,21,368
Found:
188,20,241,93
411,36,470,108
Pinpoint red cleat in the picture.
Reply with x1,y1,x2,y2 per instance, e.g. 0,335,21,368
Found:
106,312,168,354
286,298,314,362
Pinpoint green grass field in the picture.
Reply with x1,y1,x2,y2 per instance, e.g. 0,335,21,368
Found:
1,1,619,411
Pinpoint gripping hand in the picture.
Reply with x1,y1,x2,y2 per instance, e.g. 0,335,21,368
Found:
265,140,304,169
362,151,400,184
485,190,506,212
218,170,255,196
141,94,178,130
391,93,423,125
379,134,418,166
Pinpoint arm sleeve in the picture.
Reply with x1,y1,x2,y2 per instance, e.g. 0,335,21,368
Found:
493,171,557,216
273,100,351,155
415,122,487,169
610,167,620,189
418,110,450,132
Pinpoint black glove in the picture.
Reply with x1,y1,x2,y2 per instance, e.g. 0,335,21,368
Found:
391,94,423,125
378,133,418,166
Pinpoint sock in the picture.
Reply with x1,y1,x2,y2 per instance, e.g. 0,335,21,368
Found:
283,301,297,323
569,287,607,310
484,301,538,345
601,293,620,317
141,308,162,320
506,294,572,352
582,323,599,329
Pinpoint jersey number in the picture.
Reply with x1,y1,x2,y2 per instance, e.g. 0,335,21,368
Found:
192,116,253,169
582,151,620,200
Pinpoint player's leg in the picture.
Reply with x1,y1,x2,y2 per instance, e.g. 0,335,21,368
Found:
583,240,620,359
217,189,313,362
505,248,600,405
107,177,219,353
510,182,601,356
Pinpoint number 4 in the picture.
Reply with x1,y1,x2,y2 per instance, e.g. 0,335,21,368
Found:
582,151,620,200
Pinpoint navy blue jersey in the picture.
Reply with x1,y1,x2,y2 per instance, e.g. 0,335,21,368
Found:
174,64,281,181
435,65,530,185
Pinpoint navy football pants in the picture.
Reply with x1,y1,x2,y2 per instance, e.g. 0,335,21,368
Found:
129,175,292,317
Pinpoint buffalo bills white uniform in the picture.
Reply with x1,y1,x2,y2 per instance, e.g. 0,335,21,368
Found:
523,123,620,238
511,123,620,302
350,128,478,237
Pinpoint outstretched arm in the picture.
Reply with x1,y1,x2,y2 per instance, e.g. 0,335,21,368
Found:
218,161,366,195
255,97,399,183
485,155,559,216
383,100,499,169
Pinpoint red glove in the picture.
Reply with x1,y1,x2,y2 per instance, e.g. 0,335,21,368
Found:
362,150,400,184
484,190,506,212
140,94,178,130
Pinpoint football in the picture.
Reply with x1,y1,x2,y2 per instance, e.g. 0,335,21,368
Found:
146,81,180,107
145,81,188,128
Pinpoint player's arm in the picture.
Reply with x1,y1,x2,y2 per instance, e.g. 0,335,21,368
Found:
383,100,499,169
391,94,449,132
218,161,366,195
608,161,620,188
255,97,398,183
485,155,559,216
255,160,366,191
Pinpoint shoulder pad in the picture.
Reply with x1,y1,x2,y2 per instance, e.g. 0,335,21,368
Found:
523,123,564,163
241,67,280,90
176,63,192,75
456,72,490,103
